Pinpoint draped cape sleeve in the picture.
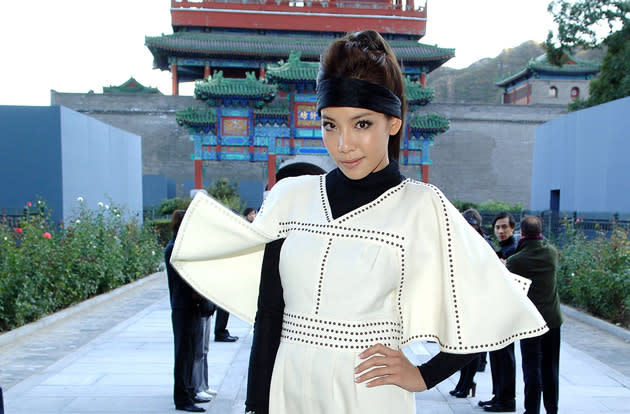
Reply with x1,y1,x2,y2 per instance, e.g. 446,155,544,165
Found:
171,177,548,353
169,181,289,324
399,181,548,353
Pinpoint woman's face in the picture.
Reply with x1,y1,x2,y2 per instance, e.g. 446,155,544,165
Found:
320,107,401,180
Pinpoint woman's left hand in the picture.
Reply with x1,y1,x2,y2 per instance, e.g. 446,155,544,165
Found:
354,343,427,392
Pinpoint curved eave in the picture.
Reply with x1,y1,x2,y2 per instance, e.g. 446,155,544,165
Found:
495,67,530,87
529,63,600,74
496,61,601,87
409,113,450,135
145,33,455,72
176,108,217,126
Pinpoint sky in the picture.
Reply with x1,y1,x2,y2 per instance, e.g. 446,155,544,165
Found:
0,0,556,106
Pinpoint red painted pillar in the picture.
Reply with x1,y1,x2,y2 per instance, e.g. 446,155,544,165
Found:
204,63,211,79
421,164,429,183
171,63,179,96
419,73,426,88
268,154,277,189
194,160,203,189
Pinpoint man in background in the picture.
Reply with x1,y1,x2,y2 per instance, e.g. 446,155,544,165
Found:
480,212,518,412
507,216,562,414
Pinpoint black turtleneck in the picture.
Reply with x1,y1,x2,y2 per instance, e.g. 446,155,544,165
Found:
325,159,405,219
497,235,518,260
245,161,475,414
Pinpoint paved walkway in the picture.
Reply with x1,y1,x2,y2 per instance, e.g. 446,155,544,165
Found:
1,272,629,413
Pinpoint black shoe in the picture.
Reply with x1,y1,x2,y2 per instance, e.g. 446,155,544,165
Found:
483,402,516,412
453,382,476,398
175,404,206,412
193,395,212,403
478,397,496,407
449,388,459,396
215,334,238,342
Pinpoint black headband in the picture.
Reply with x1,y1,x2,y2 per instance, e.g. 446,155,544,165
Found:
316,77,402,119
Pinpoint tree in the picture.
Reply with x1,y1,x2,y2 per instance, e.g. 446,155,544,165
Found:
544,0,630,110
207,178,244,212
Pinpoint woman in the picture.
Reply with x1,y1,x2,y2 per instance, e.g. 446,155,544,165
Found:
165,210,207,413
171,30,547,414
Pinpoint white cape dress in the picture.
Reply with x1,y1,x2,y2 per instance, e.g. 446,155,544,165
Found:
171,175,547,414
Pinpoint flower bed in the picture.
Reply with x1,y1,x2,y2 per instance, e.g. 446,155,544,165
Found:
0,199,162,332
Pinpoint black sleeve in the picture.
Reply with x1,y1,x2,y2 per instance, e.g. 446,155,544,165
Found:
245,239,285,414
417,351,479,389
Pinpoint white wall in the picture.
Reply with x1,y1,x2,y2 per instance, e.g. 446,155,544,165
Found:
59,106,143,223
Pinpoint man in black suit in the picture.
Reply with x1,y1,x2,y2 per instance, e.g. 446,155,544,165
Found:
479,212,518,412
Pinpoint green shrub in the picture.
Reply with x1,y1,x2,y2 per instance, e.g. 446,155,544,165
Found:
0,198,161,332
557,219,630,327
158,197,191,216
207,178,244,212
452,199,522,213
148,219,172,247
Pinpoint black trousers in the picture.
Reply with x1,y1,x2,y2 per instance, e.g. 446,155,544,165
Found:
172,308,203,407
214,307,230,337
455,354,480,392
489,342,516,403
521,326,561,414
1,385,4,414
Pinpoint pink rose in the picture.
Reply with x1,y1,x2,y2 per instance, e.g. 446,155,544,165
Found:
43,232,52,239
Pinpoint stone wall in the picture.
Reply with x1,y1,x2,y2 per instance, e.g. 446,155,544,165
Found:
51,92,567,207
531,78,591,105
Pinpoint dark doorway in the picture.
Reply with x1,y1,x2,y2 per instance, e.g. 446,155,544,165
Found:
550,189,560,213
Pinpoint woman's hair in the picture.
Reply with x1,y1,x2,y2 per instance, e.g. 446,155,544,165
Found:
243,207,256,217
171,209,186,238
317,30,406,161
462,208,484,237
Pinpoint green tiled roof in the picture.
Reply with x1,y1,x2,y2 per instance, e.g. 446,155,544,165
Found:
266,52,319,82
176,107,217,126
409,113,450,133
404,76,434,105
195,71,277,99
145,32,454,70
103,77,160,94
496,53,600,86
254,100,290,116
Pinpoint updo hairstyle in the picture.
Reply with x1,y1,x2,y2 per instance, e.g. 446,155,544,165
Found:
317,30,406,161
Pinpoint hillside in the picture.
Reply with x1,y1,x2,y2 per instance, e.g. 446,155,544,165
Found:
427,40,606,104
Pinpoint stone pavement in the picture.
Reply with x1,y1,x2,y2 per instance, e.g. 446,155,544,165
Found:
1,272,629,414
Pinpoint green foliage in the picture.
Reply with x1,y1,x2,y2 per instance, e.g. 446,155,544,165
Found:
582,24,630,108
207,178,244,212
452,199,522,213
557,218,630,327
158,197,191,216
148,218,172,247
0,199,162,332
545,0,630,109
